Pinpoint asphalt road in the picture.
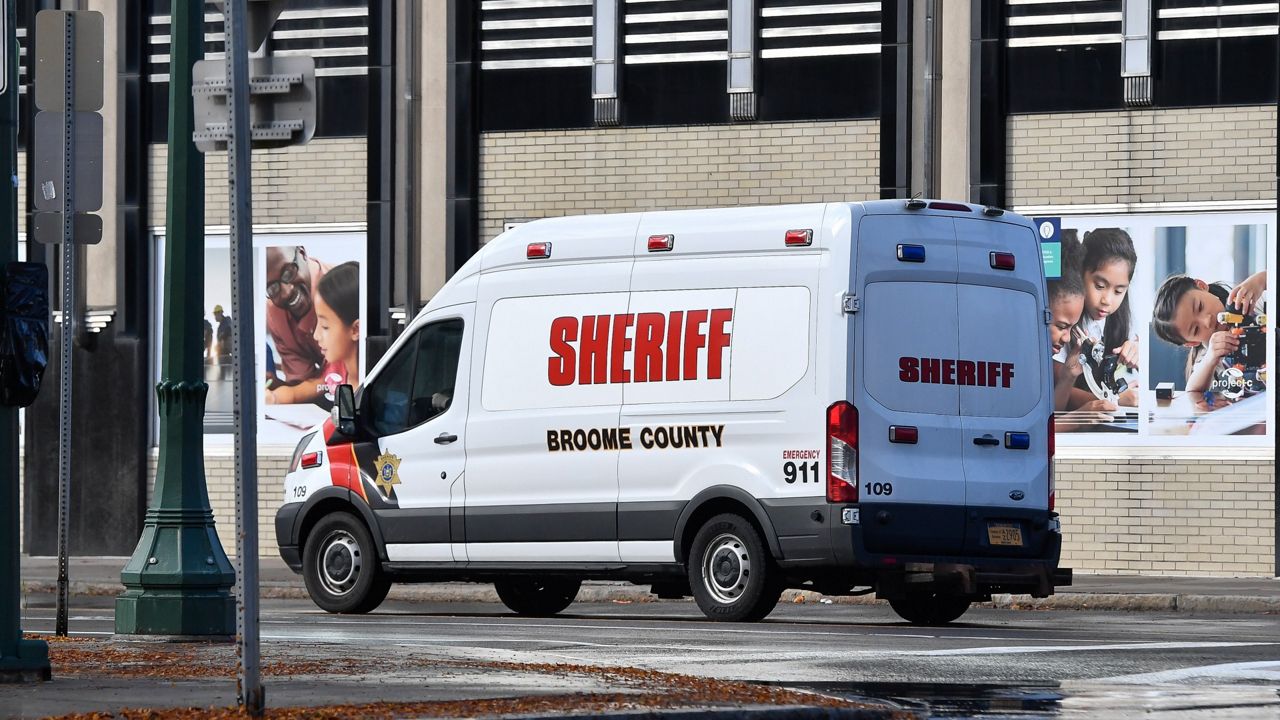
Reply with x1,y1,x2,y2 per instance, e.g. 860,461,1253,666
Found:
19,597,1280,718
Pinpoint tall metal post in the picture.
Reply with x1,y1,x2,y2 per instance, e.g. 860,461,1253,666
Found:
222,0,263,712
0,0,51,684
115,0,235,637
53,8,76,639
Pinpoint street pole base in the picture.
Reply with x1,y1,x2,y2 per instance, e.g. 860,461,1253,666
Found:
0,639,52,683
115,589,234,637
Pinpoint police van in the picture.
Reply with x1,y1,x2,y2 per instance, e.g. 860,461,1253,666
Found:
275,199,1071,624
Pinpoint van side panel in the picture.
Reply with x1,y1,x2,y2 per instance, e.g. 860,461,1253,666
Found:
620,206,826,563
462,214,639,562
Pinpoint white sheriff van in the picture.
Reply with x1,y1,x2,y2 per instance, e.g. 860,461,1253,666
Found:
276,199,1071,624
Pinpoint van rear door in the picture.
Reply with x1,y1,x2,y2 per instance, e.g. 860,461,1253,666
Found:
953,218,1051,558
853,214,966,556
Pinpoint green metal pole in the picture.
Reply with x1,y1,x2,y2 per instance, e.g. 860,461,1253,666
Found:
0,0,51,682
115,0,234,636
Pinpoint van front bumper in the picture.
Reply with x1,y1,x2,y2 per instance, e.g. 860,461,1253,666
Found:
275,502,304,573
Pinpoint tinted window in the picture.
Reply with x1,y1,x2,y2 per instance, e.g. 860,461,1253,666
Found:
409,319,464,426
362,319,465,436
362,340,417,437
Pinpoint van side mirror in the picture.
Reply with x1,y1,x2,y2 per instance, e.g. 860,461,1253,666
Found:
332,383,357,438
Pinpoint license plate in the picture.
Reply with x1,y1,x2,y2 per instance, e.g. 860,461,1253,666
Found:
987,524,1023,546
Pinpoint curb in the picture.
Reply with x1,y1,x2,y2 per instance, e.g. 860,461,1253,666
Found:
506,706,900,719
20,581,1279,614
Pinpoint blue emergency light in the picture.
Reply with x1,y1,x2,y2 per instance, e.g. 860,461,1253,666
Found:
896,244,926,263
1004,432,1031,450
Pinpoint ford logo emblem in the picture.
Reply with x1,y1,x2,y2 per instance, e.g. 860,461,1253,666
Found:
1009,490,1025,501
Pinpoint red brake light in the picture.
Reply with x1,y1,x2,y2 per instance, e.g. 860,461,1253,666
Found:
785,229,813,247
927,201,971,212
647,234,674,252
827,402,858,503
990,251,1016,270
300,451,322,469
527,242,552,259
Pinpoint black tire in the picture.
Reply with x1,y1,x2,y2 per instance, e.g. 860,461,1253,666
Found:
302,512,391,614
687,513,784,622
494,577,581,617
888,594,971,625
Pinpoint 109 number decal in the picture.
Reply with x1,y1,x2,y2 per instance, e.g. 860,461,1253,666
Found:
864,482,893,496
783,461,820,484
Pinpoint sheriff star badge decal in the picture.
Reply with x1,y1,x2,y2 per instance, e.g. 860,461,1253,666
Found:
374,450,402,496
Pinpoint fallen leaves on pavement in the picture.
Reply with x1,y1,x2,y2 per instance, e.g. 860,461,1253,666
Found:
30,635,906,719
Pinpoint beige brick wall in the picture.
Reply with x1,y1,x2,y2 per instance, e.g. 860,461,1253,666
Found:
148,138,367,230
1008,106,1277,207
1056,457,1275,576
139,453,1274,574
479,121,880,243
146,451,291,559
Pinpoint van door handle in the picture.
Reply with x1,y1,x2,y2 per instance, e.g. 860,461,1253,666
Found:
972,436,999,446
435,433,458,445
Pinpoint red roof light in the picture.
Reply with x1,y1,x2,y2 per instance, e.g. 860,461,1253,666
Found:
527,242,552,259
647,234,674,252
785,229,813,247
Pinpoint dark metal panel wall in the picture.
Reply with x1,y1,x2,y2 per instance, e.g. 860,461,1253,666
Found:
879,0,910,199
143,0,371,140
366,0,394,361
969,0,1005,207
758,0,880,122
1156,0,1278,107
479,0,882,132
1006,0,1279,113
446,0,480,276
23,0,151,555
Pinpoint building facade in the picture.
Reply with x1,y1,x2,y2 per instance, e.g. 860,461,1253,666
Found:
16,1,1278,577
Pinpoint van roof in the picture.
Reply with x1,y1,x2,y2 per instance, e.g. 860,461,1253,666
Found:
478,200,1022,264
422,200,1027,320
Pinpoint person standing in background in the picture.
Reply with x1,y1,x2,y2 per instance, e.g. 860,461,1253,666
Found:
213,304,232,367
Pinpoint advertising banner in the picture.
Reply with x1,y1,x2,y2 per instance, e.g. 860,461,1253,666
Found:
1039,212,1274,447
158,231,366,446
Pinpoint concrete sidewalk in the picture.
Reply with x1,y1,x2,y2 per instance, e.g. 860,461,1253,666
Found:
19,555,1280,614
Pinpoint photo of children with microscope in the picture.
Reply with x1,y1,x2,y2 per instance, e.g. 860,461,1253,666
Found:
1147,223,1268,436
1050,227,1141,434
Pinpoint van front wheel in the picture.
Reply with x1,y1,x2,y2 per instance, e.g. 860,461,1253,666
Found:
888,594,971,625
302,512,391,614
495,577,581,617
688,513,783,622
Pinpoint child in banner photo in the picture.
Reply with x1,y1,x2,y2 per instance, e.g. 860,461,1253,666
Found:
1152,270,1267,397
1048,233,1120,434
1069,228,1139,408
312,261,362,404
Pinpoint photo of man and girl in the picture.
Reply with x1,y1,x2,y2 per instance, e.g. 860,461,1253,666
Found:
263,247,362,408
168,234,367,443
1047,216,1272,442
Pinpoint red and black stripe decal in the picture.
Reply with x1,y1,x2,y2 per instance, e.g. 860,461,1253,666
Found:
322,418,368,503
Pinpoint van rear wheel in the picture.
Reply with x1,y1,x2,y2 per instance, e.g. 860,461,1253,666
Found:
495,577,581,617
688,513,783,622
302,512,391,614
888,594,971,625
